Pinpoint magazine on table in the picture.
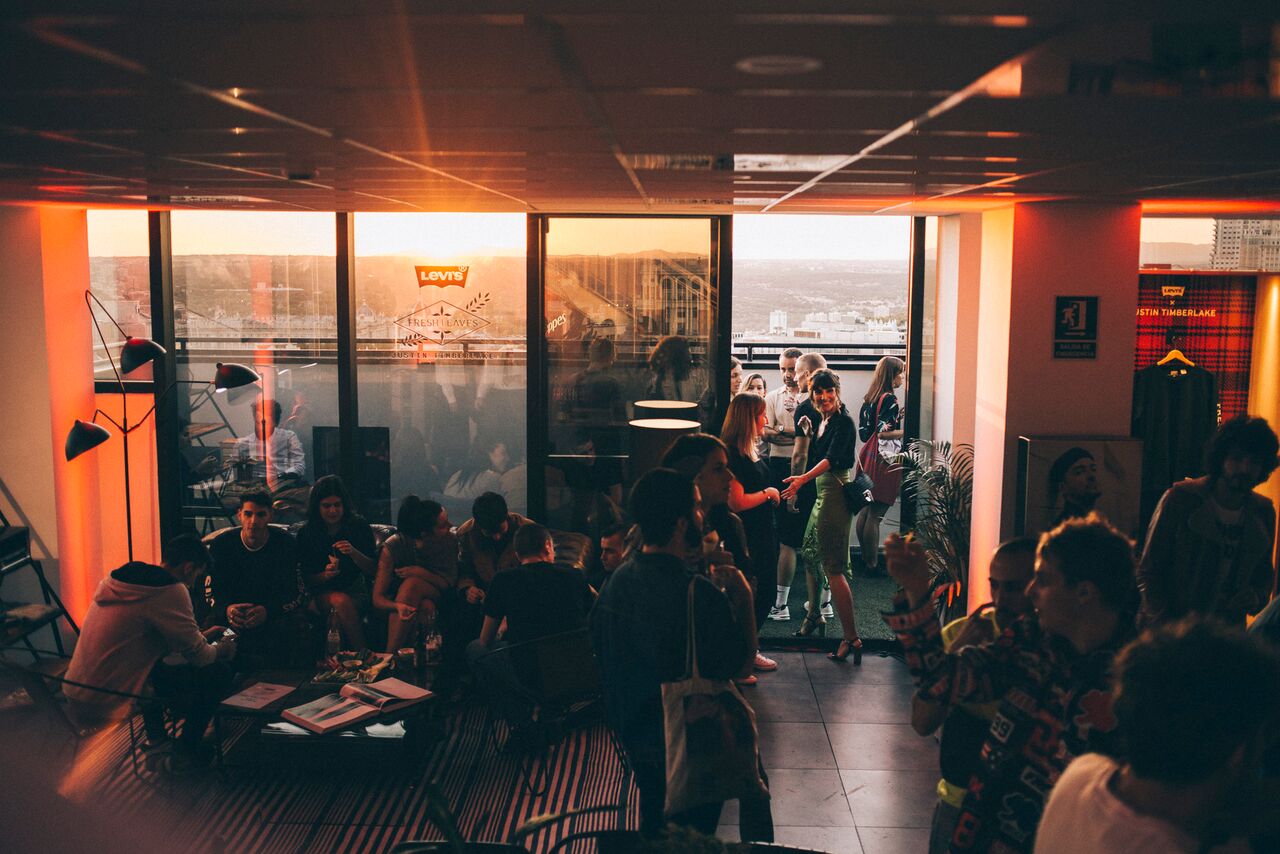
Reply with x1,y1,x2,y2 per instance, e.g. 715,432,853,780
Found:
221,681,296,710
281,678,431,735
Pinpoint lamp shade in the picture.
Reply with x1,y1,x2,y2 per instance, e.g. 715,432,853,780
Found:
119,337,167,375
214,362,260,390
634,399,699,420
65,419,111,461
628,417,701,483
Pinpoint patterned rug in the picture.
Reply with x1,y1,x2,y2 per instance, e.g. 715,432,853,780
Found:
46,705,638,853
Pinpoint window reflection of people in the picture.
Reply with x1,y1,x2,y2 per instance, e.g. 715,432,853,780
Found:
443,438,511,503
1048,447,1101,525
234,398,305,488
646,334,696,401
565,337,626,508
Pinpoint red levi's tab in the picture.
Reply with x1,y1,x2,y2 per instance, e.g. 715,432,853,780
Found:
415,265,469,288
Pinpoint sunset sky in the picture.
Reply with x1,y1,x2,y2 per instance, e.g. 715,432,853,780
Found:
87,210,1218,260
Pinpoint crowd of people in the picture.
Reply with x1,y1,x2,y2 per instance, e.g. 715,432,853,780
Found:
57,343,1280,851
886,412,1280,853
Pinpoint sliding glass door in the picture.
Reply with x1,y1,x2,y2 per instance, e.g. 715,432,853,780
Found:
532,216,725,534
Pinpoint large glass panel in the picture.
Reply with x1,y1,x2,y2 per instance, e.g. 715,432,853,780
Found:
354,214,527,524
87,210,151,381
731,214,910,640
542,217,715,534
171,212,338,533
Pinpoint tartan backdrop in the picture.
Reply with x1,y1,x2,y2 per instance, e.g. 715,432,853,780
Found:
1134,274,1257,421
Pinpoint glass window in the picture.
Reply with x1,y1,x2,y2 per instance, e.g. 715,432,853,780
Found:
1140,217,1280,272
354,213,527,524
542,217,715,534
87,210,151,381
170,211,338,532
731,214,909,408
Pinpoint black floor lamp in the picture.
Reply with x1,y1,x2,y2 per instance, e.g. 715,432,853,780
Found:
65,290,260,561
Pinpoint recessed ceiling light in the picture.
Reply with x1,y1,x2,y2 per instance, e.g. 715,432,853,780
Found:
735,55,823,76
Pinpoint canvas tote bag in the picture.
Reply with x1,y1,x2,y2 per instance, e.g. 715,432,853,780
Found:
661,579,769,815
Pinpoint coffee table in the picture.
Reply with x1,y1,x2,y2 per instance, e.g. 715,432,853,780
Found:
213,667,438,771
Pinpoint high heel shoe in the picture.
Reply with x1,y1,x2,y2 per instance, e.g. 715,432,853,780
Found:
793,611,826,638
828,637,863,664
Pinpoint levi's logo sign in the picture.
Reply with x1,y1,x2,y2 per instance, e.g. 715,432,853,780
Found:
1161,286,1185,298
415,265,469,287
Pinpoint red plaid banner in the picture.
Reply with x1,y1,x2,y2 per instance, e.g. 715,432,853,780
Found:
1135,274,1256,421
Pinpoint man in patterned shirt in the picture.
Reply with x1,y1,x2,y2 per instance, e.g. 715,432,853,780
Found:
883,514,1139,853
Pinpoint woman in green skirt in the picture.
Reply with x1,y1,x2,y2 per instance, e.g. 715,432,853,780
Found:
780,369,861,663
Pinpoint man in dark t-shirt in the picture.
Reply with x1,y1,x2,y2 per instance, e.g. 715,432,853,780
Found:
205,491,310,667
482,524,595,645
466,523,595,732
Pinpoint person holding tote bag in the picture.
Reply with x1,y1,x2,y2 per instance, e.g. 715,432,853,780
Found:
590,468,772,839
855,356,905,576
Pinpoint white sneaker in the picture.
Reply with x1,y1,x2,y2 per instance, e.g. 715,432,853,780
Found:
804,600,836,619
768,605,790,621
754,653,778,672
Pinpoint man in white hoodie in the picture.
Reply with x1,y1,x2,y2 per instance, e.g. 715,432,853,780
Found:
65,534,237,773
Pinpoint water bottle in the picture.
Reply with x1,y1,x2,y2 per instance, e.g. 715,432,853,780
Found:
424,612,442,665
325,608,342,657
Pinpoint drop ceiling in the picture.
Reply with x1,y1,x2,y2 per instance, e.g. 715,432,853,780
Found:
2,2,1277,215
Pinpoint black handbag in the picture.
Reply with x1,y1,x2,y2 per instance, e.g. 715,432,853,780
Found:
838,471,874,513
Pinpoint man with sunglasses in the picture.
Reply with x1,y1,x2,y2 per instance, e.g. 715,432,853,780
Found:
911,538,1037,854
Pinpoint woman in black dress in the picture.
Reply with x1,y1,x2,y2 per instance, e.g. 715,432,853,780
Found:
722,392,782,675
295,475,377,650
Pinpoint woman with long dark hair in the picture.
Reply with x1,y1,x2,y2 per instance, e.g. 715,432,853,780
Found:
373,496,458,653
781,370,861,663
296,475,376,649
856,356,905,575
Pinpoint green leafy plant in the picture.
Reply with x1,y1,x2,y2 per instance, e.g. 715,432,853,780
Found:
895,440,974,618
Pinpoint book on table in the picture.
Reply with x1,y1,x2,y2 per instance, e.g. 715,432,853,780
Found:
281,678,432,735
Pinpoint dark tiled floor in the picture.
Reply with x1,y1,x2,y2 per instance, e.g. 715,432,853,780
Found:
720,650,940,853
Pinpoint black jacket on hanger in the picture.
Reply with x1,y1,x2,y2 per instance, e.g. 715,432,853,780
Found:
1131,363,1216,528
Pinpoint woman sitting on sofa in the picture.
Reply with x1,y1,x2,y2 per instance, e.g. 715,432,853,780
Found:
373,495,458,652
295,475,376,650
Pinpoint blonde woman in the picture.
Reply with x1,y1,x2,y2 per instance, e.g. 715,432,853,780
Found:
722,393,781,672
856,356,905,575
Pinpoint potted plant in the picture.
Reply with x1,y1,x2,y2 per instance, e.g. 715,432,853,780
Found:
894,440,974,623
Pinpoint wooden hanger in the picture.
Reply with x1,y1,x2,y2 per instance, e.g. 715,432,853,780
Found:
1156,348,1194,367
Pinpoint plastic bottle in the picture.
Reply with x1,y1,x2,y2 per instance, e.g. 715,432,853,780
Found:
326,608,342,657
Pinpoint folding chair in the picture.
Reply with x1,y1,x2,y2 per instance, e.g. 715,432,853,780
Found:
474,627,605,794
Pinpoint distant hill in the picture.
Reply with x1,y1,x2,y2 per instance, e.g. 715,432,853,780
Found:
1139,242,1212,269
733,258,909,333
